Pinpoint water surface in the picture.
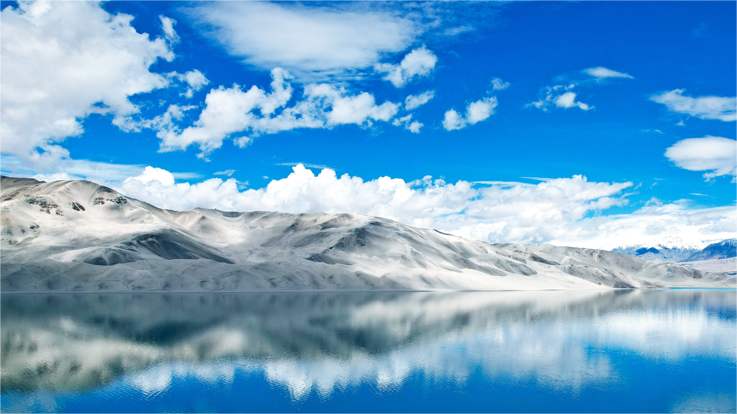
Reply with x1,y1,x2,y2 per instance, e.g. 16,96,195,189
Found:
2,290,735,412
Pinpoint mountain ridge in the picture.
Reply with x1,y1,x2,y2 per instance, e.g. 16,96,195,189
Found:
1,176,733,292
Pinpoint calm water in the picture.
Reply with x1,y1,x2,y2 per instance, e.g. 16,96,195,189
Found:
1,290,735,413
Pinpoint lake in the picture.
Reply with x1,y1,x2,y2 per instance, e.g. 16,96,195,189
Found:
1,289,735,413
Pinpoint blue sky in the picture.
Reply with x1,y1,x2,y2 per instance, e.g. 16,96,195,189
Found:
1,1,735,248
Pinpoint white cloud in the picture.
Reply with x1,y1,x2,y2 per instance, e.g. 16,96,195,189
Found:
407,121,423,134
188,2,418,79
650,89,736,122
528,68,630,112
583,67,633,80
528,85,592,112
127,166,176,187
116,164,735,250
160,16,178,43
442,109,465,131
9,158,732,250
120,164,623,230
466,98,497,124
169,70,210,98
443,97,498,131
665,136,737,181
490,78,510,91
0,0,174,165
150,68,398,156
0,1,176,165
392,114,423,133
375,47,438,88
214,169,236,177
0,154,200,186
404,91,435,110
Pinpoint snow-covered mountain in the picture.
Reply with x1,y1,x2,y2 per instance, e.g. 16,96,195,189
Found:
684,239,737,262
678,239,737,275
1,177,733,292
613,238,736,275
611,237,704,263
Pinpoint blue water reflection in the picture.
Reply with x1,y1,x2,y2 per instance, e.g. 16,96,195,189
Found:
2,290,735,412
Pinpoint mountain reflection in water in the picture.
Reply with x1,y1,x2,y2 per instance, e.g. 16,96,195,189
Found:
2,290,735,413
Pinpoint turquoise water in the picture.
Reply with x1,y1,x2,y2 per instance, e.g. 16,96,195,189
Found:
2,290,735,413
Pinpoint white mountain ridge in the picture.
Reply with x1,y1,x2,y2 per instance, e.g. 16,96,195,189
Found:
613,237,736,275
621,236,707,250
611,244,701,263
1,176,734,292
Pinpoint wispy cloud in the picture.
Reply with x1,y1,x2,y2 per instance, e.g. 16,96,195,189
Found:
0,154,200,186
214,169,236,177
529,67,633,112
650,89,736,122
404,90,435,110
582,67,633,80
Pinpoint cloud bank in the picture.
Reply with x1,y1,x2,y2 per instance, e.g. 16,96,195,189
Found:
117,164,735,249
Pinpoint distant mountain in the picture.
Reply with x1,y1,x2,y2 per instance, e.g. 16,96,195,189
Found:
1,176,732,292
684,239,737,262
611,242,702,263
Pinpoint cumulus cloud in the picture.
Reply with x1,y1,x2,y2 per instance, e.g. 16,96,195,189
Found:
527,85,592,112
375,47,438,88
442,110,465,131
116,164,735,249
650,89,736,122
443,97,498,131
404,91,435,110
665,136,737,181
116,165,648,247
11,158,731,250
0,1,176,165
583,67,633,80
145,68,398,156
188,2,418,79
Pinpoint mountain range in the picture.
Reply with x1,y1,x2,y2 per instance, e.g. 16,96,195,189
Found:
1,176,733,292
612,238,736,275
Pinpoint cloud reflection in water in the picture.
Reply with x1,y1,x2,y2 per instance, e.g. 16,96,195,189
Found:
1,290,735,412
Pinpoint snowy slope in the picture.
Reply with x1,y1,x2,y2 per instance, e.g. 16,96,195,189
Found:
1,177,733,292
